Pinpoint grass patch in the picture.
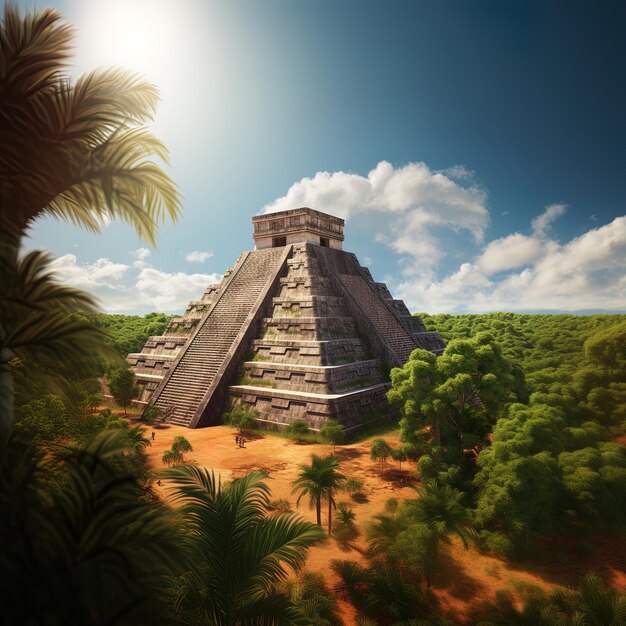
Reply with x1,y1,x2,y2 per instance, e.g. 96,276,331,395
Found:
255,424,324,444
236,377,277,388
344,414,399,444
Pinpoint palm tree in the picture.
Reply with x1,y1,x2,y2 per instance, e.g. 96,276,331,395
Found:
127,425,151,452
0,6,180,446
0,428,185,624
0,5,181,247
292,453,345,533
161,449,180,467
0,250,113,450
408,480,477,586
575,572,626,625
165,465,324,625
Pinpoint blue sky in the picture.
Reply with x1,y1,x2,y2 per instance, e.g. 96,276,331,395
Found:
18,0,626,314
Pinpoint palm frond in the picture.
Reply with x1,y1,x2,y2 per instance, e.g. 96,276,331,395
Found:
0,5,72,98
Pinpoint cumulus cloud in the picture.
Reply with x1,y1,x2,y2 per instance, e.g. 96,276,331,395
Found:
51,254,130,289
185,250,213,263
135,267,221,311
531,203,566,237
262,160,489,268
397,215,626,313
50,252,221,314
476,233,545,274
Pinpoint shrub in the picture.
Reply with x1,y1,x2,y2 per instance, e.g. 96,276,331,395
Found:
285,420,310,441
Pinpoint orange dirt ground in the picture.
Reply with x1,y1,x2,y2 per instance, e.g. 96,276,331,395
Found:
140,421,626,625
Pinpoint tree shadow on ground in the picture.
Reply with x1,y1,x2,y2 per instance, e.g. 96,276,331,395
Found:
435,548,487,602
335,447,364,461
383,468,417,487
513,533,626,588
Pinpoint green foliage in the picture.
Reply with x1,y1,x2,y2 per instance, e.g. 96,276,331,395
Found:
472,573,626,625
370,438,393,474
292,454,346,532
285,572,343,626
1,429,185,624
332,557,431,622
223,404,259,433
344,477,365,495
164,467,324,624
558,443,626,525
388,332,524,465
106,366,139,414
86,312,172,356
286,419,311,440
320,419,345,452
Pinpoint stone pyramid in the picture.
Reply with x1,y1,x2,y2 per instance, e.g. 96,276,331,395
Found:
127,208,444,430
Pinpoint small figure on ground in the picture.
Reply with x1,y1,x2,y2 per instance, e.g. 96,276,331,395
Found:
157,479,162,487
151,431,155,440
235,435,240,447
240,437,245,448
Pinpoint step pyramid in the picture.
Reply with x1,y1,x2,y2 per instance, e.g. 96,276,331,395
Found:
128,207,445,430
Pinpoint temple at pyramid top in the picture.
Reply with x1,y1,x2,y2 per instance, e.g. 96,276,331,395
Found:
128,206,445,430
253,207,344,250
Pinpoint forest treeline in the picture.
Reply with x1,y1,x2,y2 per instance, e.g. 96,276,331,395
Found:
401,312,626,555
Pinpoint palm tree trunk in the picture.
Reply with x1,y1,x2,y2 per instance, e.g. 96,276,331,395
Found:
0,348,15,454
316,498,321,526
328,495,332,535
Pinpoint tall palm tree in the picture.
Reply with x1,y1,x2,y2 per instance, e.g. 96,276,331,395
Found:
0,5,181,248
0,249,114,450
165,465,324,625
0,6,180,447
292,453,345,533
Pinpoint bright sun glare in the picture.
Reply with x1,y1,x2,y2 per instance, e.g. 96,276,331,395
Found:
77,0,181,83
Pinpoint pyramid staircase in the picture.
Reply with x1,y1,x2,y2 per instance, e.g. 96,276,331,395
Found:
128,209,444,430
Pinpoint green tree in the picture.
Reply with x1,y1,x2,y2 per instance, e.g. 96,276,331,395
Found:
320,419,345,453
391,445,408,473
172,435,193,460
404,480,477,587
107,367,139,415
370,438,393,475
388,333,524,456
162,449,180,467
0,429,185,624
292,454,345,532
0,5,179,446
0,250,112,449
165,466,324,624
0,5,180,247
126,424,151,453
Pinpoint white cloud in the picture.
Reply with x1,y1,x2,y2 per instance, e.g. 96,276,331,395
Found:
136,267,221,311
49,252,221,314
51,254,130,289
185,250,213,263
130,247,151,268
477,233,545,274
397,215,626,313
263,160,489,268
531,203,566,238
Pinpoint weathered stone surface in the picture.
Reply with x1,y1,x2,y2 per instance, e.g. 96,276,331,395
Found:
128,208,445,429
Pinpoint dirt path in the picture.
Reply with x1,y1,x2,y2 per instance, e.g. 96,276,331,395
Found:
143,423,626,624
